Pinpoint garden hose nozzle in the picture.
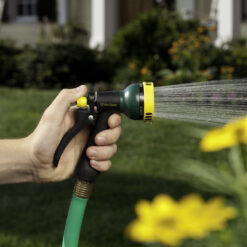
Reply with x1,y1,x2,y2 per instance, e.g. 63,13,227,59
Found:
53,82,154,183
77,82,154,121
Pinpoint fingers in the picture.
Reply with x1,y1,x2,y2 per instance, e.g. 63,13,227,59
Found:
90,160,112,172
87,144,117,161
95,126,122,146
87,114,122,172
44,85,87,123
94,113,122,146
108,114,121,128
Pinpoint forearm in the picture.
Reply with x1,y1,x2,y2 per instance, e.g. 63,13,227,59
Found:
0,138,34,184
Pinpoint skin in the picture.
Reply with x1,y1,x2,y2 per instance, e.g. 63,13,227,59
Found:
0,85,122,184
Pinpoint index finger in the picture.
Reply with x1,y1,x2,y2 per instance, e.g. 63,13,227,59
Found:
44,85,87,123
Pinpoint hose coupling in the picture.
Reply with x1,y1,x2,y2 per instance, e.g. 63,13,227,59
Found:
73,180,93,199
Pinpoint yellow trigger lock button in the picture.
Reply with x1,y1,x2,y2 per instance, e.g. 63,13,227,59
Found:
77,97,87,108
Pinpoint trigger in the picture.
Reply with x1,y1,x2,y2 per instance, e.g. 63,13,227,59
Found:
53,108,93,167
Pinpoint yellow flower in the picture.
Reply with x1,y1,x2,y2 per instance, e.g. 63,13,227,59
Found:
197,26,205,33
204,36,211,43
178,195,236,238
178,38,184,44
199,70,212,79
140,67,152,76
172,41,179,48
129,62,136,70
228,66,235,73
126,194,236,246
200,116,247,152
221,66,235,74
169,48,176,55
194,41,200,48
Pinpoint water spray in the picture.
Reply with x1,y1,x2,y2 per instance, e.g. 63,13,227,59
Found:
53,82,154,247
154,79,247,125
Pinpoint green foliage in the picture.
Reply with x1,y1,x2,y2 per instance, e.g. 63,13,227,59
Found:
107,9,200,82
3,10,247,89
168,30,216,71
0,40,20,87
223,39,247,79
15,42,111,89
108,9,247,86
156,68,214,85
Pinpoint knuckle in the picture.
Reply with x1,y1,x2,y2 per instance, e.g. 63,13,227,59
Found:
42,108,53,121
102,147,112,159
92,160,112,172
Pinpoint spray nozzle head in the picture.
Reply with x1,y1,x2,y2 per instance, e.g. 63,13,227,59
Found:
76,82,154,122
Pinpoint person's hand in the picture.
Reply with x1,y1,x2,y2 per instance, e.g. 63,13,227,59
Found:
26,85,122,183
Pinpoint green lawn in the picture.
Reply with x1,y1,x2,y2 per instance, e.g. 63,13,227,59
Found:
0,87,237,247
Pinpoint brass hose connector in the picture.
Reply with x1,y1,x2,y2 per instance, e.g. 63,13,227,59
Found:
73,180,93,199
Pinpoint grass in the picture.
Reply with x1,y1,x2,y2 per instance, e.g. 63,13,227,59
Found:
0,87,236,247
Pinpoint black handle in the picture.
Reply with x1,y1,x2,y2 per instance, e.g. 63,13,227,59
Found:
75,112,112,182
53,108,93,167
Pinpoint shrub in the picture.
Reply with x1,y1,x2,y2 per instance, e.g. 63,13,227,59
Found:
169,30,215,71
107,9,200,77
0,40,20,87
156,68,214,85
223,39,247,79
16,42,111,89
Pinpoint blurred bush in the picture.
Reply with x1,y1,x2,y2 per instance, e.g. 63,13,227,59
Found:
108,8,247,86
0,41,112,89
223,39,247,79
158,27,218,85
0,40,20,87
2,9,247,89
15,42,112,89
107,8,200,85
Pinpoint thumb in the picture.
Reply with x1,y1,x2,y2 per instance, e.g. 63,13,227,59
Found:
46,85,87,122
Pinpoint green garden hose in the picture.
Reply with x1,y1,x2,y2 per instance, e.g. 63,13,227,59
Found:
62,196,87,247
62,180,93,247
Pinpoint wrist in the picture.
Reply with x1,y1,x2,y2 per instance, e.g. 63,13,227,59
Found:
21,136,36,183
0,137,35,184
12,137,35,183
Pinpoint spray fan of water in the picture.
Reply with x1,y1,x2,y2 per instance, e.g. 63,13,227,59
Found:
154,79,247,125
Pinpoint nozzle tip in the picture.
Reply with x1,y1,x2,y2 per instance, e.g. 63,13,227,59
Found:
143,82,154,122
77,97,87,108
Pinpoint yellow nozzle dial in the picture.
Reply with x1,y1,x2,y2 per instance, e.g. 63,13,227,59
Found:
143,82,154,122
77,97,87,108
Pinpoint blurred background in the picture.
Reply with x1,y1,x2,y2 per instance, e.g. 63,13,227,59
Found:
0,0,247,89
1,1,247,247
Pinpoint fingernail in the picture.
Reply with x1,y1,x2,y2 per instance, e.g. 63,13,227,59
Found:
76,85,86,94
97,136,106,144
88,148,96,157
